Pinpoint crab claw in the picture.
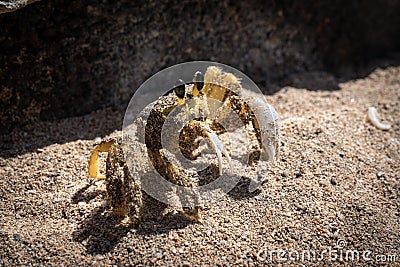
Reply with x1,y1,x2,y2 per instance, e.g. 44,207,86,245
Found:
88,139,115,179
248,98,280,193
250,97,281,163
202,124,232,176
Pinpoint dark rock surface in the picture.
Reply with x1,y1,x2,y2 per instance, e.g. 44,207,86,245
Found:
0,0,399,133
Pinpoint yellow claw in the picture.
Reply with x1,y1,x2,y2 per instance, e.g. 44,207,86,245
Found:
88,140,114,179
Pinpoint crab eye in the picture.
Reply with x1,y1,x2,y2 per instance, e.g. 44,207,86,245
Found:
174,79,186,99
193,71,204,91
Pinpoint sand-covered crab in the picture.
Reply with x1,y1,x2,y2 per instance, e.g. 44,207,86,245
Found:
88,66,280,223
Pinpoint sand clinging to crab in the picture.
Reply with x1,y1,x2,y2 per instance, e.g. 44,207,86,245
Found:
88,66,281,223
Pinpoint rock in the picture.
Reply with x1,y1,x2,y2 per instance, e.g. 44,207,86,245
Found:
0,0,399,134
0,0,40,14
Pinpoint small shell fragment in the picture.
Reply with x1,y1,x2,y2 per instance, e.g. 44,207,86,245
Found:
367,106,391,130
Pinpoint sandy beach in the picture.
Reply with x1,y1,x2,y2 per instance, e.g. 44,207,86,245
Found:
1,66,399,266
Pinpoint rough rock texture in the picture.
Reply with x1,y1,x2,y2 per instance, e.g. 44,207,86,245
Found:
0,0,399,133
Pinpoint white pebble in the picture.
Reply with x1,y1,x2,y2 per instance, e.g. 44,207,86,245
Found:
367,107,391,130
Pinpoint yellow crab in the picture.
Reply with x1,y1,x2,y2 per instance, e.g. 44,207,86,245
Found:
88,66,280,223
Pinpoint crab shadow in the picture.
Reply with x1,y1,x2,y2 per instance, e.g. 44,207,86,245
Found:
72,164,260,255
72,183,197,255
72,205,132,255
197,163,262,200
71,182,105,204
227,177,262,199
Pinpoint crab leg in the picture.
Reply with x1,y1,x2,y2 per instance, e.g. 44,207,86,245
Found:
202,124,232,176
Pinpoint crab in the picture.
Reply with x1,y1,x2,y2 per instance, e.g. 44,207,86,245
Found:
88,66,280,223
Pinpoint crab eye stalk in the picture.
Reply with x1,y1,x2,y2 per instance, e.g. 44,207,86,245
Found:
193,71,204,92
173,79,186,99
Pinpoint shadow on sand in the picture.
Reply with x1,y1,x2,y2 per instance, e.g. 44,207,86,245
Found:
71,181,199,255
71,162,263,255
1,58,399,159
72,201,199,255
